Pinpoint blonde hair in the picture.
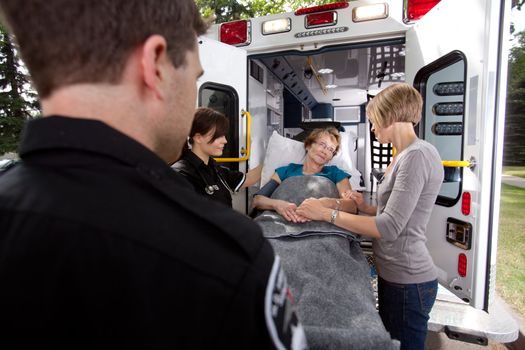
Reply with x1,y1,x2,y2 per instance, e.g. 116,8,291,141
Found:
304,127,341,155
366,83,423,129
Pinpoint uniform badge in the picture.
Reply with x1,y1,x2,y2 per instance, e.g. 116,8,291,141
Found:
265,256,308,350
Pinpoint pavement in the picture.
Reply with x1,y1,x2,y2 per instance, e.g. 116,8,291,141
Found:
501,174,525,188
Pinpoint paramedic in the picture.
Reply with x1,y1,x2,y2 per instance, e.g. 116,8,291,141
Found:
0,1,307,349
252,127,356,223
297,83,443,350
172,107,262,207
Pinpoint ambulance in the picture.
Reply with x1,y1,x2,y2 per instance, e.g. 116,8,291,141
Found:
197,0,519,344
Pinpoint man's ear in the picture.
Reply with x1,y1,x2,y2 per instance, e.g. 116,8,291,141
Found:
141,35,170,100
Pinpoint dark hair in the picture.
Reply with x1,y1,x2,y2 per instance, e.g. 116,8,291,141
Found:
0,0,208,98
186,107,229,149
303,127,341,155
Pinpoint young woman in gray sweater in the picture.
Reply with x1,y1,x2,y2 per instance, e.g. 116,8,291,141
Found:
297,83,444,350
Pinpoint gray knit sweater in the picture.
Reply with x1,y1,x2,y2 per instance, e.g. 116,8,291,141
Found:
373,138,444,284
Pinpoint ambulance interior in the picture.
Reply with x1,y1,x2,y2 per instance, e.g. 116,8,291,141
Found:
240,39,465,206
247,40,407,196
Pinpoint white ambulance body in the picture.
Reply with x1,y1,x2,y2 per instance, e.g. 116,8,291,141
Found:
198,0,518,344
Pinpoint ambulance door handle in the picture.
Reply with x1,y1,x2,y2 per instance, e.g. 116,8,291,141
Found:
214,110,251,163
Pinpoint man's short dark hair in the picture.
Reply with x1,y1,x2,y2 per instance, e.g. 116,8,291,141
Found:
0,0,208,98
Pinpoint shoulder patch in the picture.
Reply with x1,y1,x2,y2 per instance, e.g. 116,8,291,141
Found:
265,256,308,350
0,159,19,175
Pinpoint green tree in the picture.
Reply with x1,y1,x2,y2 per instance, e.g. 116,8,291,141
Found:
0,24,39,155
196,0,332,23
505,29,525,165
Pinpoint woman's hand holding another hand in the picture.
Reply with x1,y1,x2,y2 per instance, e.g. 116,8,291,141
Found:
297,198,327,221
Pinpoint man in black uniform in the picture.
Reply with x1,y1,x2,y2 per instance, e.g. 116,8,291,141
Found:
0,1,307,349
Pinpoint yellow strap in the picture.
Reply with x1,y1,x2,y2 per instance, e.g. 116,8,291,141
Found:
215,110,251,163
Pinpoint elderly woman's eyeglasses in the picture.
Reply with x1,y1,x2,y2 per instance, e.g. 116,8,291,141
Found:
314,141,336,155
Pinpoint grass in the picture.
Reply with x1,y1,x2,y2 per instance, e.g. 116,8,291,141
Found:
503,166,525,178
496,183,525,315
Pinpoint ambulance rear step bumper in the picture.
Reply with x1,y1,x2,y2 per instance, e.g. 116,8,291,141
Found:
429,285,519,344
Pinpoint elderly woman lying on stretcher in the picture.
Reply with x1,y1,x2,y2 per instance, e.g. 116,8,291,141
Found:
252,127,357,222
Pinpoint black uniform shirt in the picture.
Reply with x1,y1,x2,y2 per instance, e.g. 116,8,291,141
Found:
0,116,306,349
172,149,245,207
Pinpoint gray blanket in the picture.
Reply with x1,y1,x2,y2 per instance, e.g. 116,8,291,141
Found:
255,176,399,350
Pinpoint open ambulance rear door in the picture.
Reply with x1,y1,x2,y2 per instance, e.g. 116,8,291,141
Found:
197,37,249,213
405,0,518,343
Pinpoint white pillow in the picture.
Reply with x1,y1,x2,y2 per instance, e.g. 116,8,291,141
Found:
333,131,363,190
260,131,363,190
261,131,305,187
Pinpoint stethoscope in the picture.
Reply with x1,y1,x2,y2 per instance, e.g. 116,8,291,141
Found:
185,144,234,196
205,184,220,195
199,164,233,196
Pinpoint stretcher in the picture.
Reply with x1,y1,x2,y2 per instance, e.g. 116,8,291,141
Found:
254,175,399,350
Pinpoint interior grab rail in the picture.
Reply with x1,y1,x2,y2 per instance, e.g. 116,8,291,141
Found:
214,110,251,163
442,159,475,169
441,158,476,182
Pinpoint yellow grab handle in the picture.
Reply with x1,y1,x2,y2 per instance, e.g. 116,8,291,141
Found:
214,110,251,163
442,160,471,168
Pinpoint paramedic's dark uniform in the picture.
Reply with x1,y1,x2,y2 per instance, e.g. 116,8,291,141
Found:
172,149,244,207
0,116,306,349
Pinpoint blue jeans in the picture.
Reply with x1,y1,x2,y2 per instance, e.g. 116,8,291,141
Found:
378,277,438,350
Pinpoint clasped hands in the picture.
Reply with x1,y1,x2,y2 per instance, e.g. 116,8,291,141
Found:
276,190,364,223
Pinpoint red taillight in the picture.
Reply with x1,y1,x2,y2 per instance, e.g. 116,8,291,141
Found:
404,0,441,23
295,1,349,16
220,20,251,46
306,11,337,28
458,253,467,277
462,192,471,216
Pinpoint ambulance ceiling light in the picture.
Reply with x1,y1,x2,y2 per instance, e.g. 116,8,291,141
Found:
390,72,405,78
262,18,291,35
318,68,333,74
294,1,349,16
404,0,441,23
325,84,338,89
220,20,251,46
352,3,389,22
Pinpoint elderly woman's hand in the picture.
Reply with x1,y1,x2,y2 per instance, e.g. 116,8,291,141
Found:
344,191,364,207
274,200,308,223
318,197,336,209
297,198,327,221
